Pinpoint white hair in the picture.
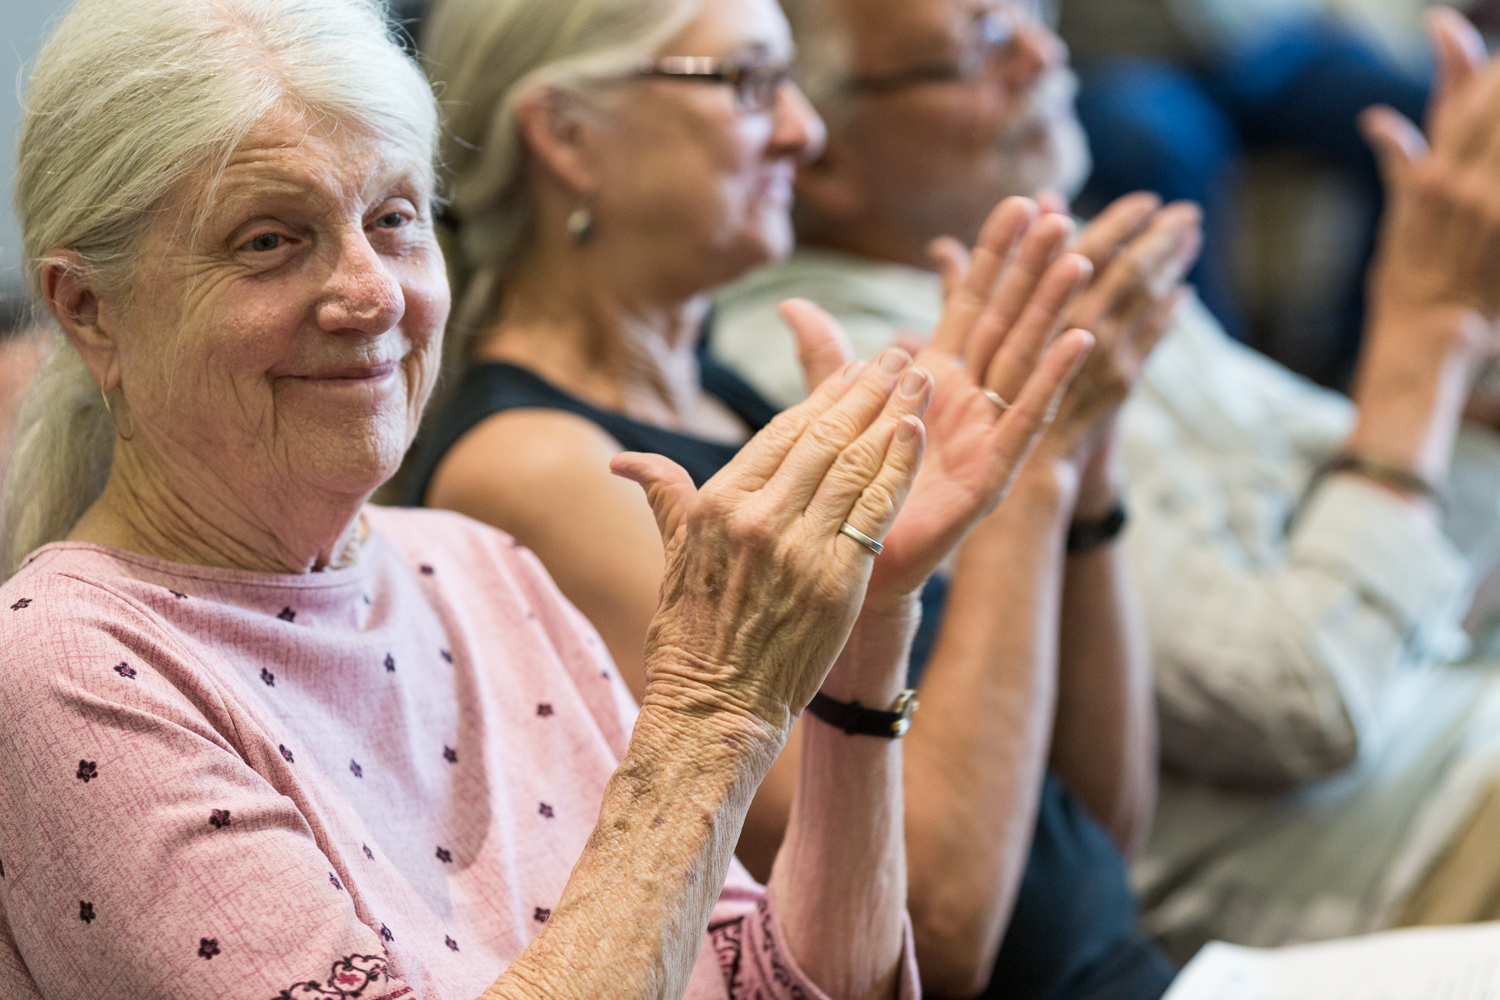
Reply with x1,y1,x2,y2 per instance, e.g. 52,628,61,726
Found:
421,0,698,343
1,0,439,579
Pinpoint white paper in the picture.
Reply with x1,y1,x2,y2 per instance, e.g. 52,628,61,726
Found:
1163,923,1500,1000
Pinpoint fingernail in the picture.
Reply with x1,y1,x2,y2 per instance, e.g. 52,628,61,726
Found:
842,360,865,383
897,418,919,443
900,367,929,398
879,349,909,374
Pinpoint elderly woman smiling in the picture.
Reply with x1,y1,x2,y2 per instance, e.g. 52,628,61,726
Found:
0,0,1087,998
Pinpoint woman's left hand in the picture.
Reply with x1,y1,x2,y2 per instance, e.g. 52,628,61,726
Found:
785,197,1095,606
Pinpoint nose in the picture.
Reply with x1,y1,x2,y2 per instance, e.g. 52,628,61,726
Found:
1000,21,1067,94
316,228,405,337
771,81,828,164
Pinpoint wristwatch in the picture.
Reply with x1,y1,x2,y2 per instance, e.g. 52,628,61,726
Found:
806,689,919,738
1066,501,1127,554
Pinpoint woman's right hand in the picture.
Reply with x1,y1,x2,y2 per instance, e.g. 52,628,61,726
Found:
611,349,934,742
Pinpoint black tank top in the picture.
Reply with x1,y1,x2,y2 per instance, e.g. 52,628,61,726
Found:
403,353,779,505
403,347,1174,1000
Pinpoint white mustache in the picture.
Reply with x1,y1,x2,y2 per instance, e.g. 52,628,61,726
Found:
1000,67,1081,147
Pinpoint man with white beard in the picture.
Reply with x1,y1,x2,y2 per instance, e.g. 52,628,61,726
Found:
713,0,1500,961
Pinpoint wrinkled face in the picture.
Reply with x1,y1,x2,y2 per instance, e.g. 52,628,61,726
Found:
110,112,449,503
836,0,1090,245
592,0,827,299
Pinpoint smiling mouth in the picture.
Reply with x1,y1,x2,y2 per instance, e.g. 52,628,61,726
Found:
300,361,399,383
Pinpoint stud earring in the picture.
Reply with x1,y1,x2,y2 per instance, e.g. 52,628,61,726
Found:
567,204,595,244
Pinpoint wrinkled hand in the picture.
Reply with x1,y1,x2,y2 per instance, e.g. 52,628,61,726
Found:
612,349,931,736
788,197,1097,605
1360,9,1500,358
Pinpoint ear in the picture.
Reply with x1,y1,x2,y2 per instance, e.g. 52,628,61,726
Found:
513,86,602,198
40,251,119,392
792,130,871,230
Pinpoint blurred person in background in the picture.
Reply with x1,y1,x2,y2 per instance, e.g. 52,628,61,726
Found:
1056,0,1430,385
402,0,1204,996
711,0,1500,958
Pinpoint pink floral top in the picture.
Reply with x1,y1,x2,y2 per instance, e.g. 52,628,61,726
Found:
0,507,917,1000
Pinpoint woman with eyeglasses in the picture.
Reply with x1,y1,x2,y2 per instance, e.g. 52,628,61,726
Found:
406,0,1106,995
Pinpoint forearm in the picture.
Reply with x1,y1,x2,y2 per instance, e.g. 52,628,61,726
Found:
483,707,778,1000
901,471,1070,997
768,600,915,1000
1052,539,1156,858
1347,309,1486,488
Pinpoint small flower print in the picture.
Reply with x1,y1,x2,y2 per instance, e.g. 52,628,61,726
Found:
445,936,459,952
380,924,394,942
9,598,32,611
440,649,453,664
601,671,610,681
349,759,363,778
384,654,395,673
209,809,231,829
276,607,296,622
538,803,554,819
435,846,452,864
169,590,187,600
0,857,5,878
536,704,554,718
419,564,435,576
76,760,98,783
260,668,275,687
329,872,343,891
442,746,457,764
198,938,219,960
363,843,374,860
279,744,294,763
363,594,372,605
113,662,136,680
79,901,95,924
533,907,551,924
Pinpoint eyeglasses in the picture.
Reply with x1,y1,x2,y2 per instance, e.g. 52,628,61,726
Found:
845,4,1026,95
635,56,795,113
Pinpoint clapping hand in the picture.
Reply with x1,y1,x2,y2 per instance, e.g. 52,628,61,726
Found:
784,197,1098,606
613,346,932,737
1360,8,1500,355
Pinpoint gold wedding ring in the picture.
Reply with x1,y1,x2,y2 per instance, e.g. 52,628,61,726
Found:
839,522,884,555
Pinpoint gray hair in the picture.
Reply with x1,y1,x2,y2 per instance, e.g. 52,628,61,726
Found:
421,0,698,342
1,0,439,578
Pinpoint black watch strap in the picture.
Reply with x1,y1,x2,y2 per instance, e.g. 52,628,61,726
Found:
805,689,919,738
1066,501,1127,554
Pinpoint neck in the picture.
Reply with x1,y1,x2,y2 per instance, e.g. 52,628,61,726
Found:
68,439,367,575
476,235,713,427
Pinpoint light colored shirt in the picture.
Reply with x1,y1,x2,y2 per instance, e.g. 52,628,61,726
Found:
710,247,1500,945
0,505,919,1000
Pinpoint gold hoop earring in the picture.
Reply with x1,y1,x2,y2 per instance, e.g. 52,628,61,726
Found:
100,386,136,442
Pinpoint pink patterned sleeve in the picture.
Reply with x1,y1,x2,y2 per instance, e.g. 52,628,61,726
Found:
696,863,921,1000
0,580,407,1000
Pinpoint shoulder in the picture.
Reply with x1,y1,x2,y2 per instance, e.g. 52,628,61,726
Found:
430,406,627,506
0,548,221,744
423,405,660,551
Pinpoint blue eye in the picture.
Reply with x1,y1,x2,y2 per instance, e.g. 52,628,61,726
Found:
376,212,405,229
248,233,282,252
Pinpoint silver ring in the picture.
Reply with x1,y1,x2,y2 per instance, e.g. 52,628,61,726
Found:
839,522,884,555
983,390,1011,411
